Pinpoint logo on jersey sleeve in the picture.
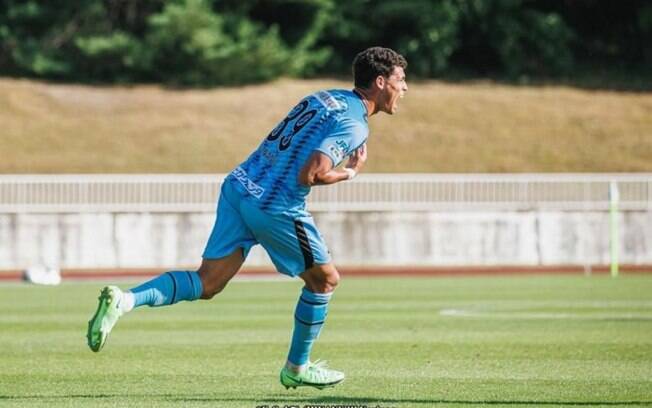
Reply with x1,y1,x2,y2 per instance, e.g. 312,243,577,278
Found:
327,139,349,162
328,145,342,161
336,140,350,153
315,91,341,111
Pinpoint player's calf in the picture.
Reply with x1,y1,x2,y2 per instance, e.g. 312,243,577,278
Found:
197,251,245,299
86,270,204,352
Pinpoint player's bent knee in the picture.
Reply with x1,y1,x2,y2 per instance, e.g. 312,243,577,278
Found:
324,269,340,291
301,265,340,293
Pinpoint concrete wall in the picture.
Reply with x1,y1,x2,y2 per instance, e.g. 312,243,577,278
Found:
1,210,651,270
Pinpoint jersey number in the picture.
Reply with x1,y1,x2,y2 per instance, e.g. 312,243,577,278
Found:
267,100,317,151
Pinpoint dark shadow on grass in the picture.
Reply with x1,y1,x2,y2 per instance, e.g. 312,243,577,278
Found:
2,394,652,406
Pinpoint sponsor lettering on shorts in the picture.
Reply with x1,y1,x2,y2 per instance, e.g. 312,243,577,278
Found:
232,166,265,199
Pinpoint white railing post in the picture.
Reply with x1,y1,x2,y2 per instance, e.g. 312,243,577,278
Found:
609,181,620,278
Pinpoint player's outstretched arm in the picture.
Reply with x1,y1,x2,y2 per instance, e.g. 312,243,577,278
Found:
298,144,367,187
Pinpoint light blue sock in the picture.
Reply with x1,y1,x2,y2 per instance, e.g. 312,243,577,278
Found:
130,271,203,308
287,287,332,366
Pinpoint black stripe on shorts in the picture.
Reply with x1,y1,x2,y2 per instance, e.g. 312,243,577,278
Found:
294,220,315,271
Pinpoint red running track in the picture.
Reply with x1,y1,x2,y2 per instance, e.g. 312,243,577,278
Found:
1,265,651,281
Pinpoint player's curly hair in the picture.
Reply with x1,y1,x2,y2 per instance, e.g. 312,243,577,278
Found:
353,47,407,89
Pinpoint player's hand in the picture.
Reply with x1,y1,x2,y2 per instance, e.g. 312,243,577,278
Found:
345,143,367,172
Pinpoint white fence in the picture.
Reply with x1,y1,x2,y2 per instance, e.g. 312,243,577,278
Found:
1,174,651,269
1,173,651,213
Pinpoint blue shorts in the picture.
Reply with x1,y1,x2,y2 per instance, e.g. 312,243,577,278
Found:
202,181,331,277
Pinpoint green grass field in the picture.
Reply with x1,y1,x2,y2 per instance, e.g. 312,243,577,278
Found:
1,275,652,407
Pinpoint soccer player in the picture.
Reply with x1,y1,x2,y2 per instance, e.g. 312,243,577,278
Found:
86,46,408,390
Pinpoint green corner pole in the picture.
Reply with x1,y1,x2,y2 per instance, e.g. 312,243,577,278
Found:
609,181,619,278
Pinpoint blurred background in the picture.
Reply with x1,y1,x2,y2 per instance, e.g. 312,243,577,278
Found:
1,0,651,87
0,0,651,280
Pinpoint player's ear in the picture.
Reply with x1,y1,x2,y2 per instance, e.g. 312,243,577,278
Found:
374,75,386,90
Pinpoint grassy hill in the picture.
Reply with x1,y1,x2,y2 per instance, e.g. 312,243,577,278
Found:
1,77,651,173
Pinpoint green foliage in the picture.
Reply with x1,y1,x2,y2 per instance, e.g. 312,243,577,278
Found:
388,0,460,76
637,5,652,64
74,32,143,81
320,0,460,76
140,0,293,85
0,0,649,84
455,0,574,77
212,0,335,76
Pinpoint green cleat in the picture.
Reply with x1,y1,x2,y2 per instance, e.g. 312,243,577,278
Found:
280,360,345,390
86,286,124,352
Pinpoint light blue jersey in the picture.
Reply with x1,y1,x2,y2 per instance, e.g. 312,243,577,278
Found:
226,89,369,216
